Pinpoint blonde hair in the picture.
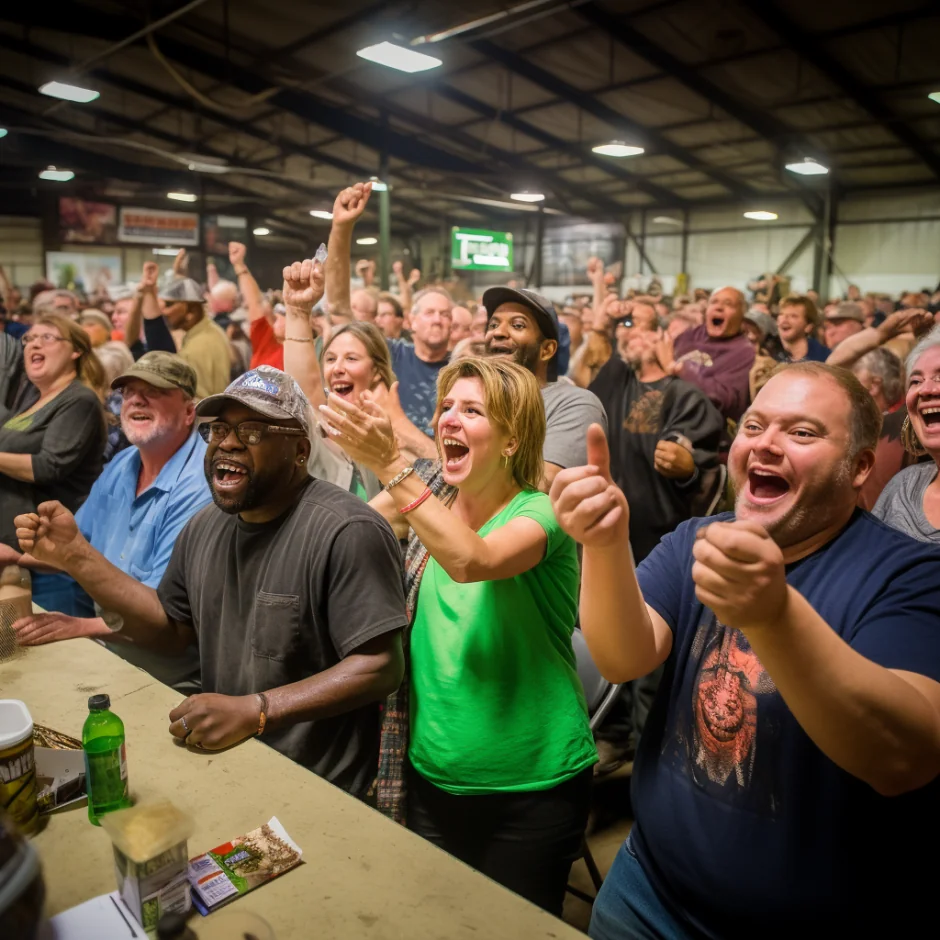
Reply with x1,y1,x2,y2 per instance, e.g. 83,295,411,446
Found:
321,321,396,390
434,356,545,491
35,314,106,395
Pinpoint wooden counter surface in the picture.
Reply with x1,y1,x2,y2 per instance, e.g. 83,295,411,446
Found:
0,639,582,939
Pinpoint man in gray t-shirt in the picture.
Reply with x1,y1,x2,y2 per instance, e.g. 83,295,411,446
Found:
14,366,407,799
872,462,940,543
481,286,607,491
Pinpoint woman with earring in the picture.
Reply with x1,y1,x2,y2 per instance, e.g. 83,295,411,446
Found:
318,356,596,916
872,326,940,543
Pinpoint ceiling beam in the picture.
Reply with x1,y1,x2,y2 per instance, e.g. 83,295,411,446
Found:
467,38,757,200
745,1,940,182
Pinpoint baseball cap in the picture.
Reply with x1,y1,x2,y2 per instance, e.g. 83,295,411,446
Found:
744,310,778,338
482,286,559,342
112,351,198,398
159,278,204,304
79,309,113,334
825,301,865,323
108,284,137,303
195,365,311,435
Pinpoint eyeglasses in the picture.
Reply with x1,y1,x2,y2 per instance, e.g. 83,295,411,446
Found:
198,421,306,447
21,332,68,348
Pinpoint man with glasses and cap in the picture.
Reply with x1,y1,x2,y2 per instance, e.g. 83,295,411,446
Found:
12,352,211,692
482,285,607,491
14,365,408,799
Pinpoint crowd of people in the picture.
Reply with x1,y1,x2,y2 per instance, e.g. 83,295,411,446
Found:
1,178,939,936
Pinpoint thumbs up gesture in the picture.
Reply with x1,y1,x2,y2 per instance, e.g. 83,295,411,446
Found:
549,424,629,549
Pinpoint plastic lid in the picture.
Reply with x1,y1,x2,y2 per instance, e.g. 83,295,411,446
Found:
0,700,34,750
88,694,110,711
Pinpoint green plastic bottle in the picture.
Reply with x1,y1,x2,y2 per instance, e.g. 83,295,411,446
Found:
82,694,131,826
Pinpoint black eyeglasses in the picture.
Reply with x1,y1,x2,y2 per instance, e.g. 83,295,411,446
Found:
198,421,306,446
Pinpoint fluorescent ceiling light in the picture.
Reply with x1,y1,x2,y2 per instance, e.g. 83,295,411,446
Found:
310,209,334,220
152,248,183,256
472,255,510,267
0,128,7,139
167,191,197,203
652,216,682,226
38,166,74,182
592,141,645,158
928,91,940,104
39,80,100,103
356,41,442,74
369,177,388,192
253,227,271,236
743,210,778,221
510,192,545,203
356,237,378,246
785,157,829,176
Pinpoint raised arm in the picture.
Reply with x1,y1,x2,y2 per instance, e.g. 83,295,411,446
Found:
550,425,673,682
826,309,934,368
326,182,372,322
281,258,326,410
229,241,269,324
14,502,194,655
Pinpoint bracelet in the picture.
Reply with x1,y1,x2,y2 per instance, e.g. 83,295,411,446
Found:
399,487,432,515
284,336,314,343
234,266,249,276
383,465,414,491
256,692,268,736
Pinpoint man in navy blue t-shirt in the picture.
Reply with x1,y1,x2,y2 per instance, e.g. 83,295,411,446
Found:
389,288,452,436
551,361,940,938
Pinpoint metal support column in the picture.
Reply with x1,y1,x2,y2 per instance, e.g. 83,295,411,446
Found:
532,207,544,288
378,142,391,291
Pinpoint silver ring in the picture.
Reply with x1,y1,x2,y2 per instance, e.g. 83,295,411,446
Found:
180,716,190,734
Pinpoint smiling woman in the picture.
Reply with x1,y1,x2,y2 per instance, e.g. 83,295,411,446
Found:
0,315,107,611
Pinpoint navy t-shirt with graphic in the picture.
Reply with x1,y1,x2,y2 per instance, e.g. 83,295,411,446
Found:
389,340,449,437
632,509,940,937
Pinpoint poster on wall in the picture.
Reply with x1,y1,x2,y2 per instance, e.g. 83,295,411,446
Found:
59,197,118,244
46,251,123,297
451,227,514,272
118,207,199,245
203,214,249,279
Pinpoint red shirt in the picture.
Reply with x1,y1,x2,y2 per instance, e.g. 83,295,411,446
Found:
249,317,283,370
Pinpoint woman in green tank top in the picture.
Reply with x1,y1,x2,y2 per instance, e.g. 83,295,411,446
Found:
319,356,597,916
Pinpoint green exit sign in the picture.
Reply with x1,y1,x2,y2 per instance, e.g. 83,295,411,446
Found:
451,227,513,271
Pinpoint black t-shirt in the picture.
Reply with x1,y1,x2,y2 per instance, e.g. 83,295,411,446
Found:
590,357,723,561
158,478,408,798
0,380,105,548
633,510,940,935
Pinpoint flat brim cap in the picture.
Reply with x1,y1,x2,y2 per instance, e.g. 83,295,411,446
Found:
195,365,311,435
825,301,865,323
111,351,197,398
482,286,559,342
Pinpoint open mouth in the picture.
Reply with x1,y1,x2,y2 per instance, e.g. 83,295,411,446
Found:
746,467,791,504
709,316,725,331
126,411,153,425
441,437,470,471
487,342,514,356
331,381,354,400
920,406,940,428
212,459,250,489
28,353,45,367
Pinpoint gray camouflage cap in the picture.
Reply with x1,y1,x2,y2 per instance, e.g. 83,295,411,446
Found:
195,365,311,434
112,351,197,398
159,277,204,304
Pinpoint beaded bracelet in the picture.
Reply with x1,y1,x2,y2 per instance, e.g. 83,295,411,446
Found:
399,487,432,515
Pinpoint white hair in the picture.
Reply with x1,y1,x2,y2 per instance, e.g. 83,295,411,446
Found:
906,324,940,376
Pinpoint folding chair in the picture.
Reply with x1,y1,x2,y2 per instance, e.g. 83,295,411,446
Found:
567,628,622,904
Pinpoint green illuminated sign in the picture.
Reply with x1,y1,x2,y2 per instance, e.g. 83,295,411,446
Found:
451,227,513,272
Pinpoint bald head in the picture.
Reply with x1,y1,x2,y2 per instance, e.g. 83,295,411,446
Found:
705,286,747,339
210,280,238,315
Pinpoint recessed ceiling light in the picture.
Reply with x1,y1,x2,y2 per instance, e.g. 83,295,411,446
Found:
356,237,378,246
0,128,7,139
785,157,829,176
167,191,197,203
652,216,682,226
510,191,545,203
38,81,100,103
310,209,334,220
38,166,74,182
743,210,778,221
253,227,271,236
356,41,442,74
152,247,184,256
592,141,645,158
928,91,940,104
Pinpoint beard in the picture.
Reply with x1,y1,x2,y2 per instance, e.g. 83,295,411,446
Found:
493,342,541,373
121,413,181,448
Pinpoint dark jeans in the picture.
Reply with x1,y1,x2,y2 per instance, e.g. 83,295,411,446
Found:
30,571,94,618
406,763,593,916
590,836,693,940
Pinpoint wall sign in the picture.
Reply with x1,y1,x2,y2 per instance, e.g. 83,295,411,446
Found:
451,227,513,272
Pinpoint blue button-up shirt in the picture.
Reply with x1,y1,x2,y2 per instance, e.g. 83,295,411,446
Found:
76,430,212,587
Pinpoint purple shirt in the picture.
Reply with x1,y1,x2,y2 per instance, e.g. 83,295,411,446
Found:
673,325,755,422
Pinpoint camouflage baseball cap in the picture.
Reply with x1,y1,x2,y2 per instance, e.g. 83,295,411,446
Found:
159,277,204,304
195,366,311,434
112,351,198,398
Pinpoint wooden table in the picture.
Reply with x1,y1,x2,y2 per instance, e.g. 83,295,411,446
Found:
0,639,582,939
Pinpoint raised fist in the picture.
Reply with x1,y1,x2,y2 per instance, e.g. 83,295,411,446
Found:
407,268,421,287
333,182,373,227
139,261,159,294
229,241,247,267
14,501,83,566
173,248,188,277
587,257,605,283
282,259,325,314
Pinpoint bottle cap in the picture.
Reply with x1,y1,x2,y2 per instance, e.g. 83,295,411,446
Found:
88,694,111,711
